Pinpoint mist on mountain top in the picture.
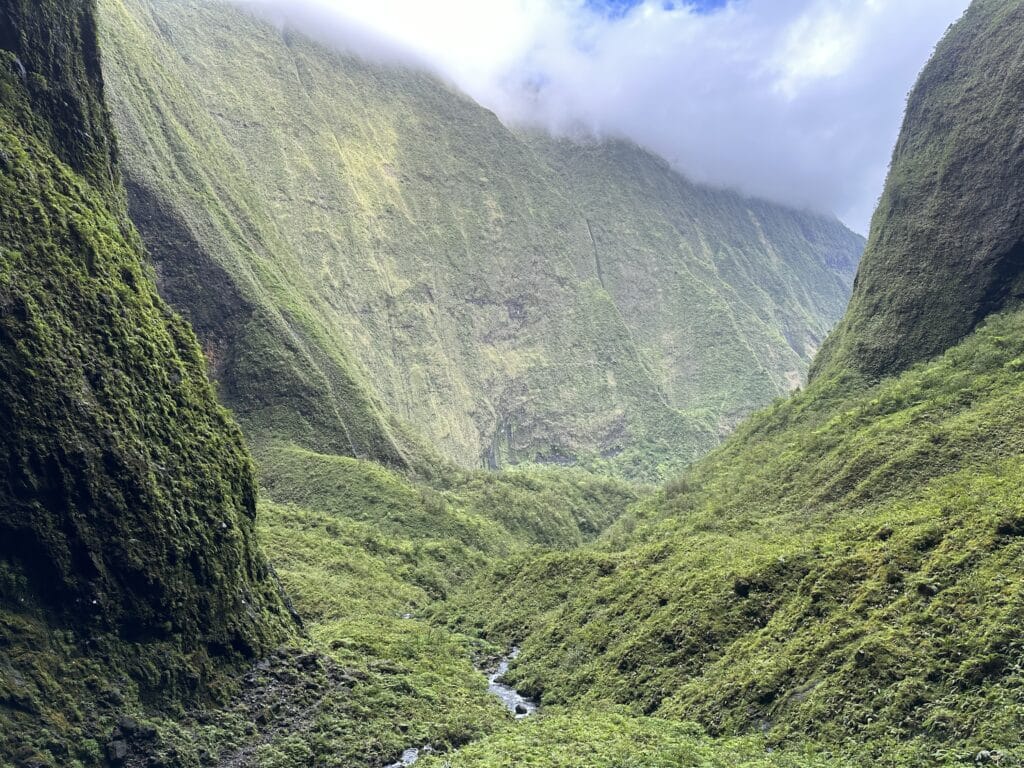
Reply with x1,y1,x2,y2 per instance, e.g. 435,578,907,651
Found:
233,0,968,233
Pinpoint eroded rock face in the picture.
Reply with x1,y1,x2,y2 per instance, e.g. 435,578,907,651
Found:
812,0,1024,383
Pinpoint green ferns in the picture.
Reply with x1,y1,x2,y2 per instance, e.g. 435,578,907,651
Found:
417,709,847,768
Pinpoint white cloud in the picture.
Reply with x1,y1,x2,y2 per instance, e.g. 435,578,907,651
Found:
233,0,971,233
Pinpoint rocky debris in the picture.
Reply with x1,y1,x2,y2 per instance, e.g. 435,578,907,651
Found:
101,715,158,766
386,745,434,767
105,740,129,764
215,646,357,767
485,648,537,718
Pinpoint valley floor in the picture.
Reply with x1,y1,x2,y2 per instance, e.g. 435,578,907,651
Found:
227,306,1024,768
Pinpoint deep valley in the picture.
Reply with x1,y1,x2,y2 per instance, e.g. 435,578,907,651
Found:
2,1,1022,767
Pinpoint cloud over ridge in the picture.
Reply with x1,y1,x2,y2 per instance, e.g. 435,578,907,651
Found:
234,0,970,232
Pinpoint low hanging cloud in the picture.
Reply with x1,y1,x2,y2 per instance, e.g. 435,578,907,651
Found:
234,0,970,233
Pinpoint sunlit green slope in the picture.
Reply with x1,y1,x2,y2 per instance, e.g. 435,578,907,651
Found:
438,2,1024,764
444,306,1024,764
98,0,862,480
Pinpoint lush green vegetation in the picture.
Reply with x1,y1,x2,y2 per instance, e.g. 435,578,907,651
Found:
417,709,845,768
229,452,639,766
0,2,291,763
433,5,1024,760
812,0,1024,382
257,439,638,554
98,0,861,482
7,0,1024,766
441,305,1024,766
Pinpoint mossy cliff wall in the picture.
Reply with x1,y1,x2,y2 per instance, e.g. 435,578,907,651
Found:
812,0,1024,382
98,0,863,481
0,1,289,760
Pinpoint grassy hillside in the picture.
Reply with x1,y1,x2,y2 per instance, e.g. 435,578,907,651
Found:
435,3,1024,764
98,0,862,481
0,1,291,763
443,306,1024,765
812,0,1024,382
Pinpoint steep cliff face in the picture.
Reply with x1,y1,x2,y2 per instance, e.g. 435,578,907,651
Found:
527,136,859,426
98,0,862,481
812,0,1024,382
0,2,289,762
0,0,118,200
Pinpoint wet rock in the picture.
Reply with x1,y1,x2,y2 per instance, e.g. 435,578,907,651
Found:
733,578,751,598
515,704,529,715
116,716,140,735
106,739,129,764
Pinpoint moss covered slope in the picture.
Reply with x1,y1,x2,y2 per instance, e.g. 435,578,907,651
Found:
444,306,1024,764
438,4,1024,764
98,0,862,481
812,0,1024,382
0,1,290,763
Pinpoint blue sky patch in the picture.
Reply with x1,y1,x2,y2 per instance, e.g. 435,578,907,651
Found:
586,0,728,17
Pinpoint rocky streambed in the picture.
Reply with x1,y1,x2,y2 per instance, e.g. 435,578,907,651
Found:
485,647,536,718
385,648,537,767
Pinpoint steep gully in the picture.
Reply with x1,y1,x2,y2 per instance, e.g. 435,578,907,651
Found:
386,648,538,767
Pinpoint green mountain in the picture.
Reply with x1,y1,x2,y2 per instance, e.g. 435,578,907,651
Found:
811,0,1024,383
97,0,861,481
8,0,1023,766
0,7,637,765
440,2,1024,764
0,0,291,761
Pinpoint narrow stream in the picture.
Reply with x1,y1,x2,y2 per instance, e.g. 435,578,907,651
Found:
486,647,537,718
384,647,537,767
385,747,427,767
